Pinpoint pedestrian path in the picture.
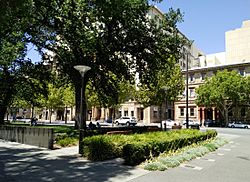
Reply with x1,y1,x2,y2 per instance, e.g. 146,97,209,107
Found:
0,139,149,182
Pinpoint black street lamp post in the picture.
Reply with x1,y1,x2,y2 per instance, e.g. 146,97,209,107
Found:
185,50,189,129
74,65,91,154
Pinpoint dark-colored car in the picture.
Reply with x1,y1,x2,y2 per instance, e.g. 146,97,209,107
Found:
204,119,216,127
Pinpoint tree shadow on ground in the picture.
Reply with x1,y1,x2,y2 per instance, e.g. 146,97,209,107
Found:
0,143,146,182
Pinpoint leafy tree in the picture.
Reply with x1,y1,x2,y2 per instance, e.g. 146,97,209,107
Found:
135,63,184,121
26,0,186,129
136,64,184,106
86,77,136,121
0,0,50,124
62,83,75,123
196,70,245,125
44,83,64,122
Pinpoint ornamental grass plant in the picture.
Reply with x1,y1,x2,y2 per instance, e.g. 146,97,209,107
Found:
143,137,228,171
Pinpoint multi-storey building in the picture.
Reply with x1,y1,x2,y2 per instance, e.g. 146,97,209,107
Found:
174,62,250,125
226,20,250,64
175,20,250,126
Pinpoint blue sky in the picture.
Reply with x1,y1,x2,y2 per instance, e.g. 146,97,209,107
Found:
27,0,250,61
155,0,250,54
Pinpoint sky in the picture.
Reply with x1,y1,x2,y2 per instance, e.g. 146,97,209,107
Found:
154,0,250,54
27,0,250,61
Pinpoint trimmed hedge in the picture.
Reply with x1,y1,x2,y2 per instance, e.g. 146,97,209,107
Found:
82,136,120,161
81,129,217,165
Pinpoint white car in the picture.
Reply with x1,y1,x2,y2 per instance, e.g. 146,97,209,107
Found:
228,122,250,129
161,119,179,129
182,120,200,126
114,116,137,126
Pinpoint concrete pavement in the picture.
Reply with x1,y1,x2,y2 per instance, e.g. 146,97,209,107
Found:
0,139,149,182
1,128,250,182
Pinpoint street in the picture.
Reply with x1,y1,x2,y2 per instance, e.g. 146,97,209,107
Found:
0,128,250,182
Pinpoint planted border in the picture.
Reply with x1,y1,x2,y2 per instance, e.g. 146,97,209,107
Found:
143,137,228,171
81,129,217,165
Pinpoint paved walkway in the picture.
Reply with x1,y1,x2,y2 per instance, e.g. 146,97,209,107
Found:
2,128,249,182
0,140,149,182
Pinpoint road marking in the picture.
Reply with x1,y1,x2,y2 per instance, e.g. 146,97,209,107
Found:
201,158,215,162
220,148,231,151
180,164,203,171
197,157,215,162
217,153,225,156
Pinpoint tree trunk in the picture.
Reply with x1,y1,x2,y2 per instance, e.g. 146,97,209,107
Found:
112,107,116,127
225,108,229,126
65,106,67,124
0,105,7,125
0,67,13,125
49,107,52,123
31,105,34,118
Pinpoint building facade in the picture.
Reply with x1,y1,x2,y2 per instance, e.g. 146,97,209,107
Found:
175,20,250,125
174,62,250,125
226,20,250,64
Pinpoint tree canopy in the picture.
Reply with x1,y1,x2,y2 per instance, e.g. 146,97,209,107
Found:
1,0,186,127
196,70,248,125
25,0,186,128
0,0,51,124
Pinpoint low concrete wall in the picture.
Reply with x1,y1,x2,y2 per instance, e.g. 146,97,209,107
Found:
0,126,54,149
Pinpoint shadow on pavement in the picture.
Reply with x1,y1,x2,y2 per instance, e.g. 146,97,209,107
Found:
0,144,141,182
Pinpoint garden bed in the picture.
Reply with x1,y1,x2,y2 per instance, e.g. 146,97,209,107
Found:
81,129,217,165
143,137,228,171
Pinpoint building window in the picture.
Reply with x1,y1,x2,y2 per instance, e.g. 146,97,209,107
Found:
190,108,195,116
131,111,134,116
190,74,194,82
124,111,128,116
153,110,158,118
201,73,205,81
180,108,184,116
239,69,245,76
189,88,195,97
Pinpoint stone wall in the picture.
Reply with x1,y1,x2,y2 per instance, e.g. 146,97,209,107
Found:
0,126,54,149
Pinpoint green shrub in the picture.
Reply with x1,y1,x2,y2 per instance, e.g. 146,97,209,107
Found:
123,142,150,165
81,129,217,165
82,135,120,161
57,137,78,147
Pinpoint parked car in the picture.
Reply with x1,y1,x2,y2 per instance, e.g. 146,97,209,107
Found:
204,119,217,127
228,121,250,129
96,118,113,127
12,116,30,123
182,119,200,126
114,116,137,126
161,119,179,129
